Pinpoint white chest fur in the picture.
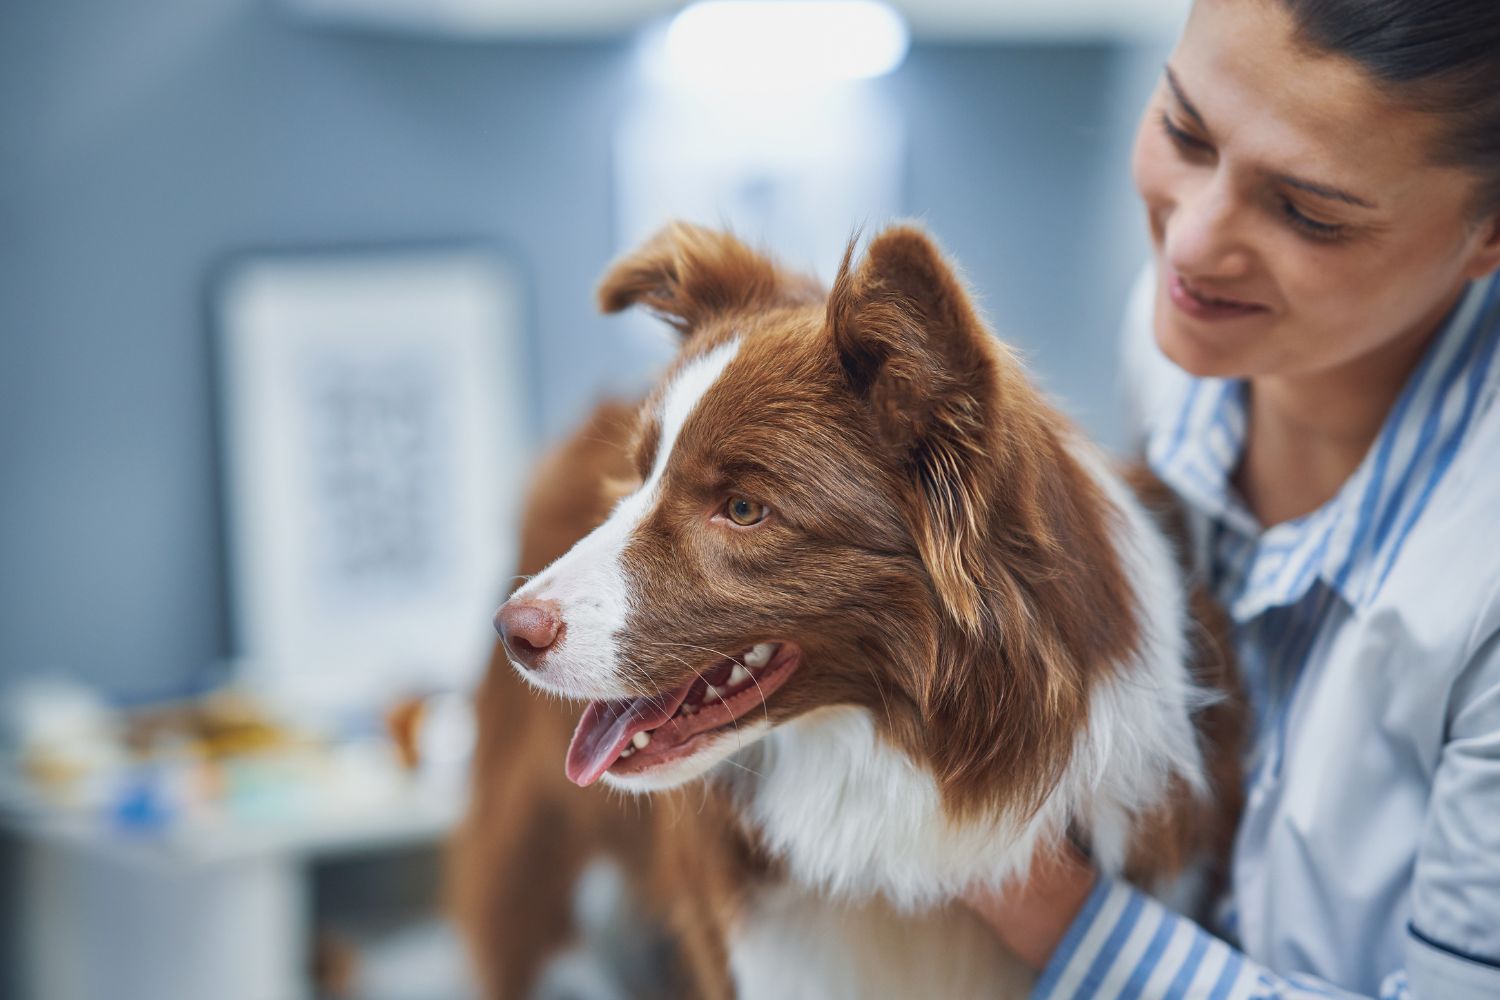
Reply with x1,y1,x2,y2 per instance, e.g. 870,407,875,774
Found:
733,706,1053,908
729,883,1033,1000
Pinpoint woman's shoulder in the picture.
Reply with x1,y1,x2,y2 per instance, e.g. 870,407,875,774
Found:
1364,373,1500,670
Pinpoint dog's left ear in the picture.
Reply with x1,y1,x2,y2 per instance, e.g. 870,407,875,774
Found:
828,224,1006,632
598,221,822,336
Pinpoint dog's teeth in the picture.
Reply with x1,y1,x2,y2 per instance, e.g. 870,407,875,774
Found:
704,684,721,702
682,702,698,715
620,746,634,758
744,643,774,669
728,664,751,687
632,731,652,750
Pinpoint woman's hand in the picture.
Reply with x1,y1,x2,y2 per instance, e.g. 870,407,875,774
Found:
961,842,1098,971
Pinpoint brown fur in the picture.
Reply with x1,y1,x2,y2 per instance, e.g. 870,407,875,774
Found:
450,396,777,998
597,221,825,336
647,788,779,1000
826,228,1147,820
592,224,1148,826
448,400,688,998
1119,466,1246,893
455,223,1245,997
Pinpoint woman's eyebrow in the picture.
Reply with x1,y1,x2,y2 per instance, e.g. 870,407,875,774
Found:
1165,64,1378,211
1273,173,1376,209
1164,66,1207,129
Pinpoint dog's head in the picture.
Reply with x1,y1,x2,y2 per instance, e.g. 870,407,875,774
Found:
498,222,1138,814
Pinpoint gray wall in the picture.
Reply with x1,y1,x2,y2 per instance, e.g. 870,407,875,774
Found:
1,0,636,700
0,0,1162,700
891,43,1156,432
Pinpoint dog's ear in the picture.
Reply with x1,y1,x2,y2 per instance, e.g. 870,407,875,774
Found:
828,224,1009,633
598,221,822,336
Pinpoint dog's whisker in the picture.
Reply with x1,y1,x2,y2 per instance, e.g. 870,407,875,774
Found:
616,655,674,705
644,638,787,730
717,756,765,780
651,649,746,742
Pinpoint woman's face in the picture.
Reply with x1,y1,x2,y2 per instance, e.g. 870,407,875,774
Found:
1132,0,1500,381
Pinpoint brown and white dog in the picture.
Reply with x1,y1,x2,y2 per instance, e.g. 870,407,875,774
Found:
454,222,1242,998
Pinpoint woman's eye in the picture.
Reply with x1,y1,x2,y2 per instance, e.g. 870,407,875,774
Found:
1278,197,1349,243
1158,111,1213,157
724,496,769,527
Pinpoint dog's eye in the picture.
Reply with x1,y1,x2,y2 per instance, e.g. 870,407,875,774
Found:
725,497,769,527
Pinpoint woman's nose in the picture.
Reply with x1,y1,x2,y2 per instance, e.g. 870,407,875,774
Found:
1163,178,1252,281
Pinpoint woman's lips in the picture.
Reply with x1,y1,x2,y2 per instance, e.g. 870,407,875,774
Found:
1168,272,1269,321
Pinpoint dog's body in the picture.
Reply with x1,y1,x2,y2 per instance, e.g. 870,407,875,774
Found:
453,224,1243,998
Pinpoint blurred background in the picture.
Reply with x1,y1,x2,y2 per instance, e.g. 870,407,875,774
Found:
0,0,1186,997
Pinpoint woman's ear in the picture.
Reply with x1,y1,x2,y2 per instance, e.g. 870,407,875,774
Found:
1462,211,1500,280
597,221,823,336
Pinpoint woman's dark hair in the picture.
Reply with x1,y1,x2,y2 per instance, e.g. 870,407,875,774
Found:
1277,0,1500,215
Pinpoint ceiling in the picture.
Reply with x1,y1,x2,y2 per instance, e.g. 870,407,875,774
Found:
901,0,1190,40
286,0,1193,42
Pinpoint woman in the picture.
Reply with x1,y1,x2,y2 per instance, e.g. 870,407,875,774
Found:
965,0,1500,997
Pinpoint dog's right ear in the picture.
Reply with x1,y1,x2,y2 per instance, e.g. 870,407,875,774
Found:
827,225,1004,634
597,222,822,336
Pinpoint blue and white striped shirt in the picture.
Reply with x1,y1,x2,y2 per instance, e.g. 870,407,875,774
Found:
1034,266,1500,999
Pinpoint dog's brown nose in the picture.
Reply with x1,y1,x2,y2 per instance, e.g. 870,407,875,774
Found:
495,598,562,671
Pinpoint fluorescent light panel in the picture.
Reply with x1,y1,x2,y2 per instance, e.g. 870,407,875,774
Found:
666,1,909,84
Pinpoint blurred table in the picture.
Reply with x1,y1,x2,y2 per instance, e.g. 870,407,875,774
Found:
2,763,466,1000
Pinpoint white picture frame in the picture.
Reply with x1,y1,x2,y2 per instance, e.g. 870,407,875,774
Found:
216,247,528,707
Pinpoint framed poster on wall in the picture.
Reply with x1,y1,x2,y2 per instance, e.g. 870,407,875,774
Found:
216,247,529,706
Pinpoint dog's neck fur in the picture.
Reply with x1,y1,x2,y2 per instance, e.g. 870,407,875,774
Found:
724,435,1210,910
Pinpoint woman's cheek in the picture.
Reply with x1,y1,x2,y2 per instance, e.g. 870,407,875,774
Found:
1131,121,1177,246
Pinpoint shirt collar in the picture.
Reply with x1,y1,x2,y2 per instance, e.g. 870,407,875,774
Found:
1147,273,1500,622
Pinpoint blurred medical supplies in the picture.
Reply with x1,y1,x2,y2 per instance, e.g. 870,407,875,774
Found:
0,678,473,856
2,679,478,1000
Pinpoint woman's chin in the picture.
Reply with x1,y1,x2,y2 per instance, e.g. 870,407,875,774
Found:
1154,310,1263,380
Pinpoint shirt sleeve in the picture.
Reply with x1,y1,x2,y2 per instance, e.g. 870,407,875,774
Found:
1030,878,1414,999
1030,621,1500,1000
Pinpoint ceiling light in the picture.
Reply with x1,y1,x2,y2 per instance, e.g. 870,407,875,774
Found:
665,1,909,86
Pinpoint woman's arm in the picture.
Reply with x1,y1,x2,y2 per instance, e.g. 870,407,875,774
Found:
961,844,1097,970
965,852,1409,997
1007,876,1409,999
965,627,1500,1000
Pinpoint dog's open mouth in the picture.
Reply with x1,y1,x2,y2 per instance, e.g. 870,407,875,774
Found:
564,642,802,786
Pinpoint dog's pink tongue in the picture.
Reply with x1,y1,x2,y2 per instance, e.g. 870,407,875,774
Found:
566,695,676,787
